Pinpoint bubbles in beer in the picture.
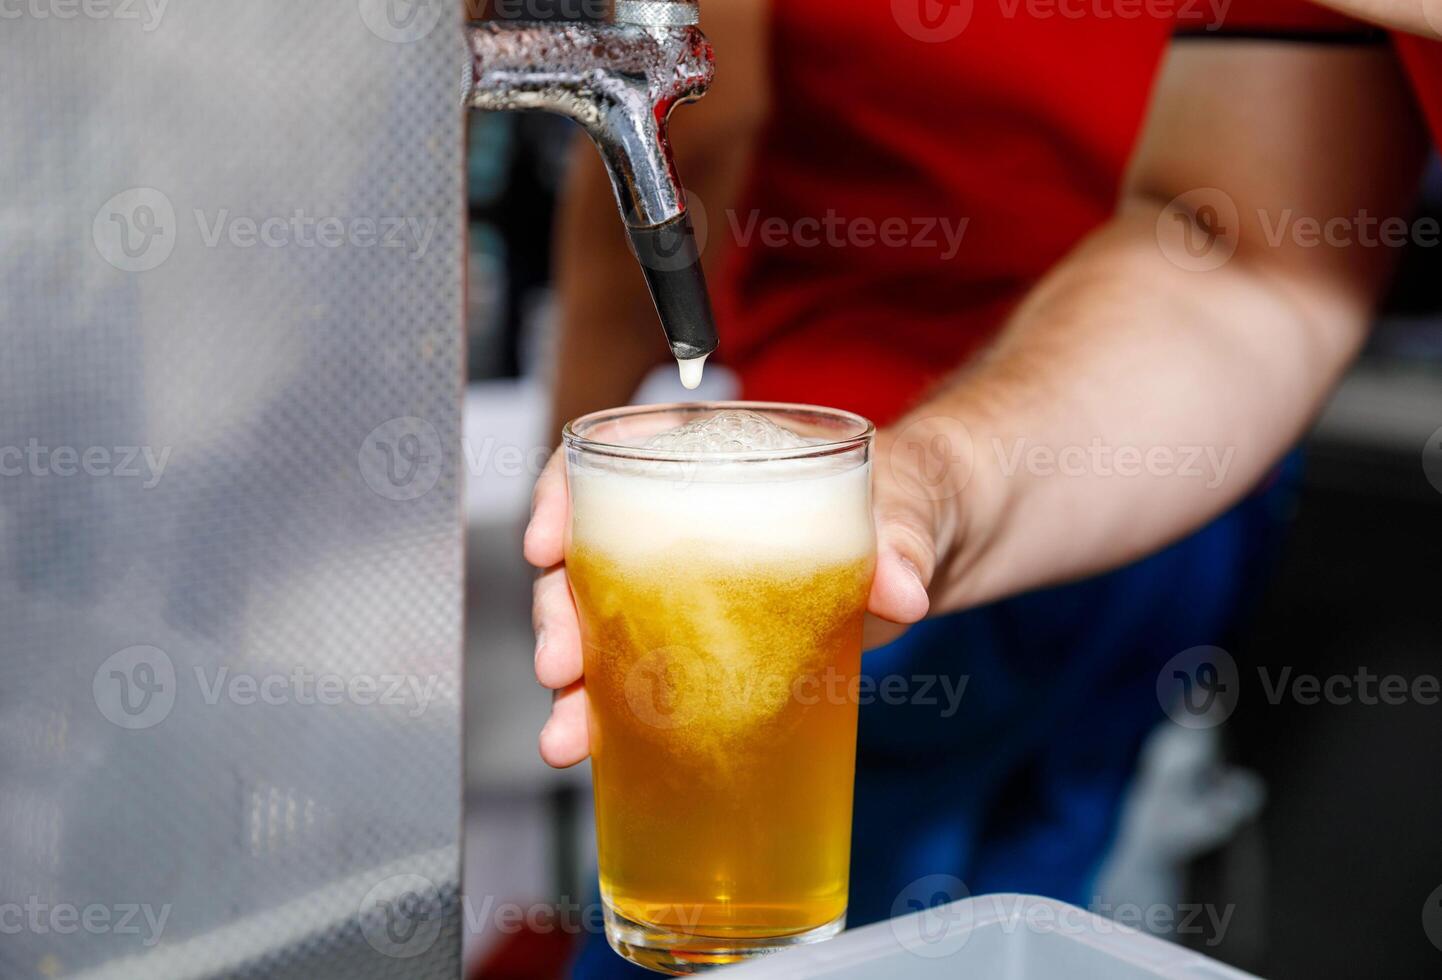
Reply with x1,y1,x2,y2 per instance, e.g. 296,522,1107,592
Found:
644,409,810,454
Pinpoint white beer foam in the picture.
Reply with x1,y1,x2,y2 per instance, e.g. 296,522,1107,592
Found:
569,413,872,564
644,409,810,454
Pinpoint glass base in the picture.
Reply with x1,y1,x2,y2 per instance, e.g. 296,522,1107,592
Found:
603,903,846,975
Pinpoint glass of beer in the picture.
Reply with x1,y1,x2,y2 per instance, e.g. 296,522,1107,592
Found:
563,402,876,974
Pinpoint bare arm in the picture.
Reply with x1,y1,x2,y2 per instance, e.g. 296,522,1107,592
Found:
547,0,770,440
1303,0,1440,38
526,39,1426,768
882,40,1428,618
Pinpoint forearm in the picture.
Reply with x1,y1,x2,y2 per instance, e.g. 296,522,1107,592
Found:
905,198,1371,612
887,40,1425,617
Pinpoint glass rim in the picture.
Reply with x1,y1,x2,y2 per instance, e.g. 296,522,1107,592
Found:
562,401,876,464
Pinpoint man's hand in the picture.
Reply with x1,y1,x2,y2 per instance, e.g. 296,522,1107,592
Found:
524,438,949,768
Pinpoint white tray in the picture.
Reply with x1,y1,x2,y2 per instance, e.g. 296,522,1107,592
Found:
725,894,1260,979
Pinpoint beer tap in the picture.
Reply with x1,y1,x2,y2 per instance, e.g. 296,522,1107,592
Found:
466,0,719,385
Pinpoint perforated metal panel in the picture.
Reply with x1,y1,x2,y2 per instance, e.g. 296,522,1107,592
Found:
1,3,465,977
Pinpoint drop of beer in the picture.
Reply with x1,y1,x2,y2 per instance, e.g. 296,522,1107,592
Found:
677,354,708,391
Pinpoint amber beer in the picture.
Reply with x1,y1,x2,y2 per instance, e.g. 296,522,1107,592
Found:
564,403,876,974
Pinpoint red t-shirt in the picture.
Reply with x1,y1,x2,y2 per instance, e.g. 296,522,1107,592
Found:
1395,35,1442,145
712,0,1431,428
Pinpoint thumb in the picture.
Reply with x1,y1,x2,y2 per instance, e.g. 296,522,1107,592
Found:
868,499,937,626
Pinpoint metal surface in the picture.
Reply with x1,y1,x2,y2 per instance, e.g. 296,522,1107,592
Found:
0,3,465,978
614,1,703,27
465,17,712,229
465,5,719,362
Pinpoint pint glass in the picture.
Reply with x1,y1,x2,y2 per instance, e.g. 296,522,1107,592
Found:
563,402,876,974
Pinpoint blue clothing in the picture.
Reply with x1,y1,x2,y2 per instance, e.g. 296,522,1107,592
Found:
572,472,1294,978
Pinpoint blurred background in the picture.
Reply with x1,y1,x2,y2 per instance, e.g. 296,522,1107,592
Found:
460,108,1442,978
